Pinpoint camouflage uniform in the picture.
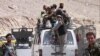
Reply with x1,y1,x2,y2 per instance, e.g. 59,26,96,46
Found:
84,43,100,56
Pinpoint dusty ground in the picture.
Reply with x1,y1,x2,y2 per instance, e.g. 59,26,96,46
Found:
0,0,100,38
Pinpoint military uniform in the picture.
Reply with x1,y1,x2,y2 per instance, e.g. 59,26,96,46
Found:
84,43,100,56
2,43,16,56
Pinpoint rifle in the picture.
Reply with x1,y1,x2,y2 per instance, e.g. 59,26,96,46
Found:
3,43,17,56
83,49,90,56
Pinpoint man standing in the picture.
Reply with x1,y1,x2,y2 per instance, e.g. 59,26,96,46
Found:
52,15,66,56
2,33,16,56
84,32,100,56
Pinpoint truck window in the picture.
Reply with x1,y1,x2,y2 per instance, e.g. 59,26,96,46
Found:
43,31,52,45
43,30,74,45
65,31,74,45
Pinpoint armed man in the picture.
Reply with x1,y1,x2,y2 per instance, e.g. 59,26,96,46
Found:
2,33,16,56
84,32,100,56
52,15,66,56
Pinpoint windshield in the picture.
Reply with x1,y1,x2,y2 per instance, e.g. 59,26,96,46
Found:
43,30,74,45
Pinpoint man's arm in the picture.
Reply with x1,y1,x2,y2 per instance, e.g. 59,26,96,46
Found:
52,21,62,31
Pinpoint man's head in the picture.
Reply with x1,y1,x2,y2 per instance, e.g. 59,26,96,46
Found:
51,4,57,9
46,7,52,14
6,33,13,42
86,32,96,45
59,3,64,9
43,5,47,11
57,15,63,21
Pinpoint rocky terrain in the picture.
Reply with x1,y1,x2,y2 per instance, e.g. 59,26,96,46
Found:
0,0,100,38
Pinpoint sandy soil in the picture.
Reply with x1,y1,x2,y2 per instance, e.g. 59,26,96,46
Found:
0,0,100,38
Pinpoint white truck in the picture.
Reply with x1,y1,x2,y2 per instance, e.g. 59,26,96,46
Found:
32,28,78,56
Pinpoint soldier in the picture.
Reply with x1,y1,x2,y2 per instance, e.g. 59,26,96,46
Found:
84,32,100,56
2,33,16,56
42,6,56,28
56,3,64,16
52,15,66,56
36,19,41,38
56,3,70,24
51,4,57,13
41,5,48,17
0,37,4,56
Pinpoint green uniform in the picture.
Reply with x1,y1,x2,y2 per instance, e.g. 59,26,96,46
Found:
84,43,100,56
0,47,3,56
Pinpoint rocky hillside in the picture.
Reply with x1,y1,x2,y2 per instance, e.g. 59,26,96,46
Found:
0,0,100,37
